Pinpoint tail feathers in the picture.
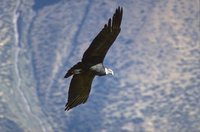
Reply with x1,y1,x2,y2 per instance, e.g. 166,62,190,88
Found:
64,62,82,78
64,72,72,78
64,69,82,78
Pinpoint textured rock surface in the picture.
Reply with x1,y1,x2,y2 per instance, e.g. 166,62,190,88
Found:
0,0,199,131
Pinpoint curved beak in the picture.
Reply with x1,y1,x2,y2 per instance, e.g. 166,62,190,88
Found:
108,69,114,76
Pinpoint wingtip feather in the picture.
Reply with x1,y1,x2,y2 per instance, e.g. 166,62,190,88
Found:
65,102,72,111
108,18,111,27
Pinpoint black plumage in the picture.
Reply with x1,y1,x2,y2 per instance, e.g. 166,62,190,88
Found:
64,7,123,111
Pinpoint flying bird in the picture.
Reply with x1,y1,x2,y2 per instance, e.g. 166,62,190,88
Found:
64,7,123,111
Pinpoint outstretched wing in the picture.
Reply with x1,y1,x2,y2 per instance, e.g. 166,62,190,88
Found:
82,7,123,64
65,72,95,111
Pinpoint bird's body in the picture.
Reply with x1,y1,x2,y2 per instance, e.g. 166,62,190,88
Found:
64,7,123,111
64,62,106,78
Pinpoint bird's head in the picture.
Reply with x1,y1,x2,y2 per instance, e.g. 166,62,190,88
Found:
105,68,114,76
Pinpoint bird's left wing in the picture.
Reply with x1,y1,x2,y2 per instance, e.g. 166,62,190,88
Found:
65,72,95,111
82,7,123,64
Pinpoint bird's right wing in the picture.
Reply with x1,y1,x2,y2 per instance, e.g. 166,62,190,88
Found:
65,72,95,111
82,7,123,64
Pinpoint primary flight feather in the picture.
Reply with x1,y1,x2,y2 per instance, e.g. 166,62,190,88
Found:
64,7,123,111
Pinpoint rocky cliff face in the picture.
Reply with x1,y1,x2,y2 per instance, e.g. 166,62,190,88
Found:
0,0,199,132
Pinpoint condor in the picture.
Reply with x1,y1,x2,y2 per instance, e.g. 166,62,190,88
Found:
64,7,123,111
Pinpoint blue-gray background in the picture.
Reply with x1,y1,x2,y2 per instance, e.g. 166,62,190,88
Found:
0,0,199,132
